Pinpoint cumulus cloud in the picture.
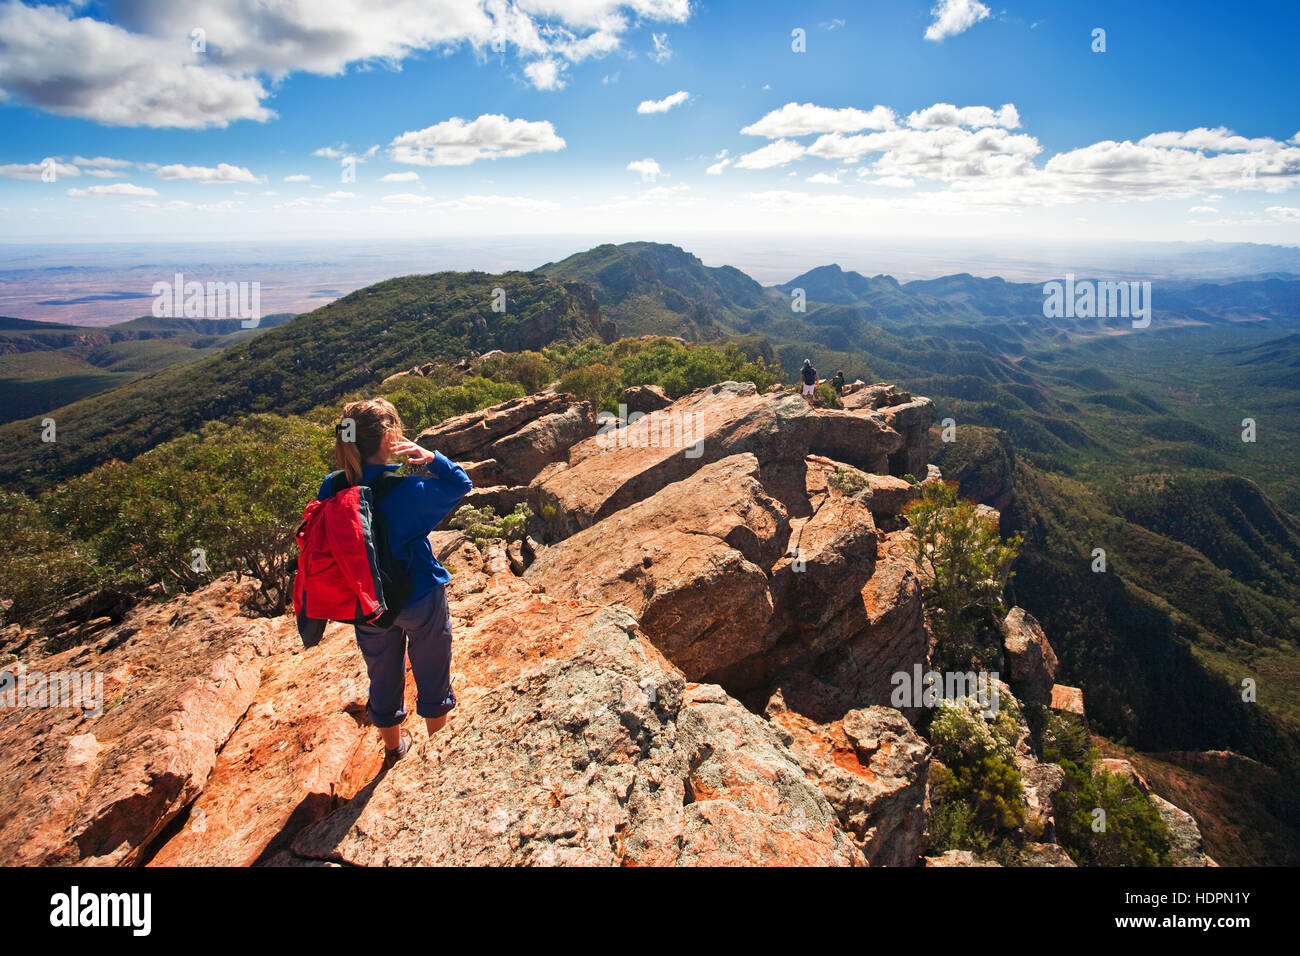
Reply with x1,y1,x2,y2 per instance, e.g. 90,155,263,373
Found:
906,103,1020,129
284,174,311,182
735,139,808,170
380,171,420,182
0,1,272,129
924,0,991,42
742,102,897,138
155,163,262,184
390,114,566,166
637,90,689,113
66,182,158,197
1267,206,1300,221
728,98,1300,209
71,155,133,168
0,159,78,180
627,158,662,181
0,0,693,127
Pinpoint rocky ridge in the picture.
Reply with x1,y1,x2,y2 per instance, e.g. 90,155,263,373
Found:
0,380,1213,866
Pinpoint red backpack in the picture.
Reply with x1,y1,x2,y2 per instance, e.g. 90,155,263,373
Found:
292,471,412,647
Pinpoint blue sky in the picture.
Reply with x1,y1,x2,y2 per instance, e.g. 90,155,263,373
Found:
1,0,1298,243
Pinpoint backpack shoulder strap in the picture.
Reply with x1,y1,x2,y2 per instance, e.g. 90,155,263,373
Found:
370,471,406,506
323,470,348,498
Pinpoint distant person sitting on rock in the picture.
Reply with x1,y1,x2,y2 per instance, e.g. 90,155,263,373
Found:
800,359,818,398
319,398,473,765
832,370,846,394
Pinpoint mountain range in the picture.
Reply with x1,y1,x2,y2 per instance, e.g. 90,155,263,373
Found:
1,240,1298,863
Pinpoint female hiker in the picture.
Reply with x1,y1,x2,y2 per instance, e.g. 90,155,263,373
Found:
320,398,473,764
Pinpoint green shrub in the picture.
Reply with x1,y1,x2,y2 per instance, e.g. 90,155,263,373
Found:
557,363,624,412
1041,710,1093,768
0,491,99,624
827,465,870,496
1052,759,1172,866
480,350,555,394
378,376,524,434
449,502,532,552
42,413,333,614
813,381,843,408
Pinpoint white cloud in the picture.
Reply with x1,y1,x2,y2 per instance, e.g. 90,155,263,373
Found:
735,139,808,170
0,2,272,129
637,90,689,114
390,114,566,166
871,175,916,188
806,171,840,184
284,174,311,182
924,0,992,42
71,155,133,168
0,1,694,126
67,183,158,197
155,163,261,184
742,102,897,137
524,58,567,91
706,157,732,175
627,158,662,181
380,193,432,205
1266,206,1300,221
324,191,357,200
906,103,1020,129
0,160,78,180
1138,128,1276,152
380,171,420,182
1188,205,1217,214
84,168,125,178
313,147,344,159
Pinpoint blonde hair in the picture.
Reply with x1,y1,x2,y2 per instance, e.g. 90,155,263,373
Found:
335,398,404,485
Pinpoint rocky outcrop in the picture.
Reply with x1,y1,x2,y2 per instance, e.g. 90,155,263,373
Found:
287,577,863,866
416,392,596,489
766,691,929,865
621,384,671,415
999,607,1059,706
529,381,930,540
0,578,287,865
1050,684,1086,717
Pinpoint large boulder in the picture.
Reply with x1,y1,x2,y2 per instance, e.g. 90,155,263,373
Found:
621,384,672,415
525,455,788,680
998,607,1059,706
766,691,930,865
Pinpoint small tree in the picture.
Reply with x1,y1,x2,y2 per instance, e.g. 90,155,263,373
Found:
903,480,1023,667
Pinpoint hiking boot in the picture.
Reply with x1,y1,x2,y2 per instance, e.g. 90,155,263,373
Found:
383,728,413,767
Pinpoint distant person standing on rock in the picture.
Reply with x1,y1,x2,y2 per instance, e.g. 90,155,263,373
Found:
801,359,818,398
832,370,846,394
319,398,473,765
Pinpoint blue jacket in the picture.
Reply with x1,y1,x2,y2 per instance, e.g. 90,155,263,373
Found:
317,452,473,605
